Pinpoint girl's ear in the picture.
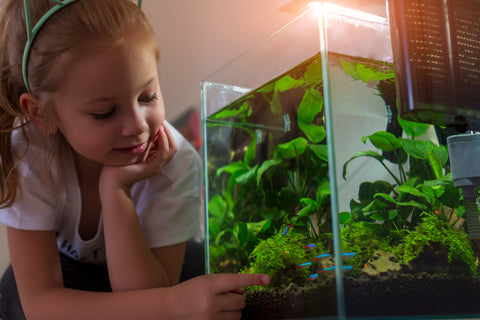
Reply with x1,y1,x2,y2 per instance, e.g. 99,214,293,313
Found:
19,93,58,135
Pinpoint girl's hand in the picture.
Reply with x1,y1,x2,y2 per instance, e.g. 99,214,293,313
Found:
166,273,270,320
100,122,177,191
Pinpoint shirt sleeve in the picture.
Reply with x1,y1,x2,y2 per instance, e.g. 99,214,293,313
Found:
132,122,203,248
0,142,60,231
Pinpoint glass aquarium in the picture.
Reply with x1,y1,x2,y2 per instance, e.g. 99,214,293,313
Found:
202,1,480,319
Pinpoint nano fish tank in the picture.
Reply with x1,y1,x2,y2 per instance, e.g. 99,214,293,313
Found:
202,1,480,319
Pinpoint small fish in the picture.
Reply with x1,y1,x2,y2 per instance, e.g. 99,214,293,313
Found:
305,244,316,250
313,253,331,260
341,252,356,259
307,273,318,281
297,262,312,269
282,224,292,236
320,265,353,273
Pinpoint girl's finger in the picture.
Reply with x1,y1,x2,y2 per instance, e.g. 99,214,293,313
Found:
162,122,177,151
217,292,246,312
207,273,270,294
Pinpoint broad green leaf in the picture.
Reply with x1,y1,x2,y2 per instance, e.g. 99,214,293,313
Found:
298,121,326,143
339,211,351,224
297,204,315,217
343,150,385,179
297,87,323,123
316,181,331,207
211,101,251,120
217,161,248,176
247,219,272,235
243,138,256,166
269,90,282,115
432,145,449,166
300,197,319,209
235,165,258,185
362,199,389,213
275,75,304,92
370,213,387,221
363,131,401,151
275,137,308,159
339,58,394,82
208,195,227,219
310,144,328,161
374,193,397,204
396,185,424,197
427,150,443,179
396,200,427,209
398,116,430,137
355,63,394,82
359,181,395,201
257,159,283,186
400,139,435,160
304,57,323,85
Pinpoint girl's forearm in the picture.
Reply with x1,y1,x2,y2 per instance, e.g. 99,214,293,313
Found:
25,286,173,320
101,186,170,291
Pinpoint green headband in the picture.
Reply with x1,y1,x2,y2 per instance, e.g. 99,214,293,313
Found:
22,0,143,93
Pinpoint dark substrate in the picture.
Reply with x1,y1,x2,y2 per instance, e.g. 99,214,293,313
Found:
242,273,480,319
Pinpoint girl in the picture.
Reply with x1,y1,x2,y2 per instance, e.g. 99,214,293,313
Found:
0,0,269,319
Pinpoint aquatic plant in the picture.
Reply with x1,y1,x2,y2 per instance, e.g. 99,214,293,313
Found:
341,112,463,233
394,212,478,277
244,228,329,289
206,55,331,273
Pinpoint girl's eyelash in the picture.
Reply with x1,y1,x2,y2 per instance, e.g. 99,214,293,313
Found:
139,92,158,103
92,108,115,120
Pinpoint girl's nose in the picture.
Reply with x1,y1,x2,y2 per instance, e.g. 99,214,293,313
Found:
121,106,148,136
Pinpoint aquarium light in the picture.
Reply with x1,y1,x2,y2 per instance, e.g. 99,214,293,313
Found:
308,1,387,25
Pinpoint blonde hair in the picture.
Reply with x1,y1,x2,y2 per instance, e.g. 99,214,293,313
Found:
0,0,159,208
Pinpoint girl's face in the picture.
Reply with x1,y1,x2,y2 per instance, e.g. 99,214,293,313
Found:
51,42,165,167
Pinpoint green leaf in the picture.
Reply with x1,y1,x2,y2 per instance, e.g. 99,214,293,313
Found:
275,137,308,159
339,211,351,224
211,101,251,120
343,150,385,179
396,185,424,198
339,58,394,82
304,57,323,86
432,145,449,167
359,181,395,202
316,181,331,207
235,165,258,185
269,90,282,115
247,219,272,235
374,193,397,204
208,195,227,217
297,204,315,217
298,121,326,143
400,139,435,160
257,159,283,186
310,144,328,161
398,116,430,137
396,200,427,210
363,131,401,151
243,138,256,166
217,161,248,176
275,75,304,92
297,88,323,123
427,150,443,179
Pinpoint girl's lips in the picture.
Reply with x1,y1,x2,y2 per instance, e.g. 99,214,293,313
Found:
114,142,148,155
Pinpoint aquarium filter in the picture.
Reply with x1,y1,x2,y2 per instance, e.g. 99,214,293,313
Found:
388,0,480,133
447,134,480,238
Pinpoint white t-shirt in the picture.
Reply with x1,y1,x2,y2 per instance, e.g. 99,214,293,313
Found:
0,121,202,265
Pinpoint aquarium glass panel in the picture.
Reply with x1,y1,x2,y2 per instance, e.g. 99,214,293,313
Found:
203,1,480,319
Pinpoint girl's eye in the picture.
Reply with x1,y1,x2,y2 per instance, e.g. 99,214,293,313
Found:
139,92,158,104
91,108,115,120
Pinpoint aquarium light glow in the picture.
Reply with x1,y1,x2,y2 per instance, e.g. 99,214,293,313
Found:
308,2,387,29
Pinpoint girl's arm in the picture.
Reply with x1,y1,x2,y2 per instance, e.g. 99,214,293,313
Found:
8,227,270,320
99,122,182,291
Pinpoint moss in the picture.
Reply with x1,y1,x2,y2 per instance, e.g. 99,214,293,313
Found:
244,228,328,289
394,213,478,277
340,221,393,274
